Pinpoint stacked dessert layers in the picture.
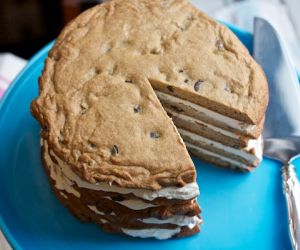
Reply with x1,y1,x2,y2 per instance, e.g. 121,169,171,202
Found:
42,139,201,239
31,0,268,239
156,91,264,171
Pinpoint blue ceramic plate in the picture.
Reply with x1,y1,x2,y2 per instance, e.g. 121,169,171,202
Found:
0,24,298,250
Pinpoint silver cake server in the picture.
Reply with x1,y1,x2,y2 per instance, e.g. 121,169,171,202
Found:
254,17,300,250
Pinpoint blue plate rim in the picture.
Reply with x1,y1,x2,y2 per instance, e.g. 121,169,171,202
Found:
0,41,54,250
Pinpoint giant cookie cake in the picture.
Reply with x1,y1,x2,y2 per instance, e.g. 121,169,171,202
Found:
31,0,268,239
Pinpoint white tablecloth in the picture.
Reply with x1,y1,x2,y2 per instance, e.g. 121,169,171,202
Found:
0,53,26,99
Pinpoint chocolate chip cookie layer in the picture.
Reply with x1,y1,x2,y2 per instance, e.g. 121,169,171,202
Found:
31,0,268,239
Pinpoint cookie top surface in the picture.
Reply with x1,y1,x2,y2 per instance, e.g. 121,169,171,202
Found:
31,0,268,189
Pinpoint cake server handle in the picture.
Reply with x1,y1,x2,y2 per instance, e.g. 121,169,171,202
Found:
282,164,300,250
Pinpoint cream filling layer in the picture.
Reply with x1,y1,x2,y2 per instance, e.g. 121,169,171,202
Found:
140,215,201,229
88,205,105,215
185,142,250,169
46,149,158,209
43,140,199,201
87,205,201,229
103,196,157,210
165,108,239,139
44,142,81,198
121,228,181,240
155,91,256,132
44,145,199,213
178,129,263,162
88,205,117,216
46,145,159,209
60,192,68,199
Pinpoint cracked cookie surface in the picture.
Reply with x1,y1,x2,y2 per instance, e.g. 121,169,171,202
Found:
31,0,268,190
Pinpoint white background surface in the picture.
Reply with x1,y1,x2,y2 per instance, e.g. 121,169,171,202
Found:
190,0,300,70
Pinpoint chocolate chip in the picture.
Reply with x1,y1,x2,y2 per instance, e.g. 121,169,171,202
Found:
80,103,88,114
194,80,203,92
175,183,184,188
43,125,49,131
81,102,88,108
178,69,184,73
184,79,189,83
150,131,160,139
216,39,224,50
111,145,119,156
95,68,102,74
133,105,141,113
88,141,97,148
224,85,230,92
167,86,174,92
150,48,161,55
188,15,195,21
125,79,133,83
